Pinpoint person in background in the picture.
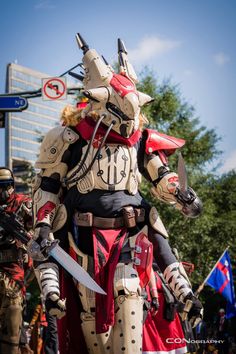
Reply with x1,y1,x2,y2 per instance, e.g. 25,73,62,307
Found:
216,308,229,354
0,167,33,354
29,299,47,354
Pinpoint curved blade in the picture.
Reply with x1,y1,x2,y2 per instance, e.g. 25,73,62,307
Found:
50,244,106,295
177,153,188,193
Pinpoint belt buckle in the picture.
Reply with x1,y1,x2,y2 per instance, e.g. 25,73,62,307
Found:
74,212,93,227
122,206,136,228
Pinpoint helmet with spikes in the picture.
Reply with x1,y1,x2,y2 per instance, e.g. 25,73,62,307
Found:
76,33,154,138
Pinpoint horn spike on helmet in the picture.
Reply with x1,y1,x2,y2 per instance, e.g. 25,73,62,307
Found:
102,55,109,65
102,55,114,72
117,37,138,83
117,39,125,72
118,38,127,54
76,33,89,54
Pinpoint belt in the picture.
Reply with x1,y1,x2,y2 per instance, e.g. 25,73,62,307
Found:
74,207,145,229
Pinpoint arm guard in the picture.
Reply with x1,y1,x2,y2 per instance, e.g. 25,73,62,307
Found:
33,126,79,229
149,161,202,217
163,262,192,303
146,139,202,217
145,152,183,210
144,128,184,209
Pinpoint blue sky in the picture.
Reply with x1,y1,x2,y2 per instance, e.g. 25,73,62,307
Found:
0,0,235,173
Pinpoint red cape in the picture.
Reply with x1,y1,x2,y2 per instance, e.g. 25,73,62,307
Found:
143,275,187,353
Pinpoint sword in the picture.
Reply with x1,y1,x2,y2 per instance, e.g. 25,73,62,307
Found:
27,239,106,295
0,206,106,295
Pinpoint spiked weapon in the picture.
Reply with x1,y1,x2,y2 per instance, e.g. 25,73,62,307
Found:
177,153,203,219
177,153,190,199
0,206,106,295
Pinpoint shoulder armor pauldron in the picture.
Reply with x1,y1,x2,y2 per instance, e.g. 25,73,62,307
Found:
35,126,80,169
144,129,185,155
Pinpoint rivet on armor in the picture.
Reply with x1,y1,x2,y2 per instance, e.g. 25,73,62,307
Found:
148,147,153,153
50,147,57,154
131,325,135,329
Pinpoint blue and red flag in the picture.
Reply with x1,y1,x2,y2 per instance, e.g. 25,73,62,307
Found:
206,250,236,318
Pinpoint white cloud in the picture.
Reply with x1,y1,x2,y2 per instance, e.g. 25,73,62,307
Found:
35,1,55,9
128,36,181,63
213,52,230,66
220,150,236,173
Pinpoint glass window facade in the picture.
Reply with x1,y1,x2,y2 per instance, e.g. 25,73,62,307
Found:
5,63,76,169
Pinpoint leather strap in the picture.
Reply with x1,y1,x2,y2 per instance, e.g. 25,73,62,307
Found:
74,207,145,229
93,216,124,229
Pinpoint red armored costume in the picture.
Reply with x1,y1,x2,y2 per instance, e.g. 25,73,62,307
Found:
0,167,32,354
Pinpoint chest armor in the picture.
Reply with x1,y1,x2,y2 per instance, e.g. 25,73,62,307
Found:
67,143,141,195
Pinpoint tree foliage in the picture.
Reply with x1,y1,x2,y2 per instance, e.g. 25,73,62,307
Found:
137,68,236,299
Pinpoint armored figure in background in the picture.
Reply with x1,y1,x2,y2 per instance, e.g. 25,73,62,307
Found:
0,167,32,354
31,34,203,353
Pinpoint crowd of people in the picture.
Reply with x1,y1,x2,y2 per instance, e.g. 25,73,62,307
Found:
0,32,231,354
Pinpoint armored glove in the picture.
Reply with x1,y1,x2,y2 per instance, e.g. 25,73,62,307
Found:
151,173,202,218
150,297,159,316
175,187,203,218
181,293,203,327
27,224,57,261
45,293,66,319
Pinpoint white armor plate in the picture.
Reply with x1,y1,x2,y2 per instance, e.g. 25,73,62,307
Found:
67,143,141,195
35,126,79,169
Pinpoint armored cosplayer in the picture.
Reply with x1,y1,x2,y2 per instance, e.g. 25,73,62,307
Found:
0,167,32,354
31,33,203,354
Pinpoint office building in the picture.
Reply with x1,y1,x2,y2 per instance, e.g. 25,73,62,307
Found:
5,63,78,191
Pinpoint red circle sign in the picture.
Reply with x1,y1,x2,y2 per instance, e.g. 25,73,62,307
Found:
43,78,66,99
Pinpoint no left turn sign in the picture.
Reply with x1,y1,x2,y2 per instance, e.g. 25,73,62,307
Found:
42,77,67,100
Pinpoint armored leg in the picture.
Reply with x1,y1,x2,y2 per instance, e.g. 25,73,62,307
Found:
80,312,113,354
69,232,144,353
113,263,143,354
69,232,113,354
0,277,23,354
79,285,113,354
